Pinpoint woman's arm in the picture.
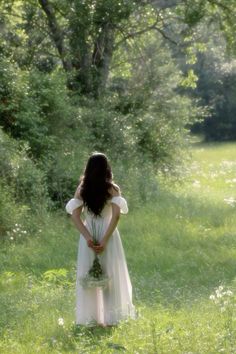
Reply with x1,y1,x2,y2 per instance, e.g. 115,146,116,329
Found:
71,208,94,248
93,203,120,254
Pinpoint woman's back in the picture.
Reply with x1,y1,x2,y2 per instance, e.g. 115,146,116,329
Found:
65,152,135,326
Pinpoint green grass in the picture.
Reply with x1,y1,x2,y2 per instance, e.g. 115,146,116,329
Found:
0,142,236,353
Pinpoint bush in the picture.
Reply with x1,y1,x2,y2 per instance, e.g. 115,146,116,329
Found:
45,95,160,207
0,56,77,159
0,128,49,210
0,182,28,239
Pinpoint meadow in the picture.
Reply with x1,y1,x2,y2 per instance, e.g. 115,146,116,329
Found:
0,142,236,354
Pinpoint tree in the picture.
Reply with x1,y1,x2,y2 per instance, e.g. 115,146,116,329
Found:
1,0,236,97
192,36,236,141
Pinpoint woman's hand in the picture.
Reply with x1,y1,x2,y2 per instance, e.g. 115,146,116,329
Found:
87,239,94,248
93,239,107,254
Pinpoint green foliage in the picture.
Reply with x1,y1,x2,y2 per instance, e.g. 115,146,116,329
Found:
180,69,198,88
190,33,236,140
0,182,27,238
7,68,75,158
183,0,206,26
0,128,49,210
110,33,203,170
0,0,235,216
0,55,19,132
30,90,161,208
202,65,236,141
40,142,89,208
42,269,70,287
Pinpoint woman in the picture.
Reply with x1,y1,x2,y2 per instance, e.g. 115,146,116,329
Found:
65,152,136,327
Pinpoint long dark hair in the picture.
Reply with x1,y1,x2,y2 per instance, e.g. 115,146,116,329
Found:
80,152,115,216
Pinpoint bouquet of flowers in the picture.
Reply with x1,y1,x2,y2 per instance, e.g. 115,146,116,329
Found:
79,220,110,289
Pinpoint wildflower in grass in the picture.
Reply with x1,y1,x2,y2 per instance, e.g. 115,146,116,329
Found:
210,172,218,179
221,160,235,168
226,178,236,184
204,228,211,232
193,180,201,187
6,223,28,241
216,290,223,298
51,337,57,345
58,317,64,326
210,285,236,350
223,197,236,207
209,285,235,311
226,290,233,296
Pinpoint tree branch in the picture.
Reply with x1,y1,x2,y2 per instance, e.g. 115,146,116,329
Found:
38,0,72,71
114,19,177,49
114,20,159,49
153,26,178,45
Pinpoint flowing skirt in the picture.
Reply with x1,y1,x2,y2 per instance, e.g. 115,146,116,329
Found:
75,228,136,326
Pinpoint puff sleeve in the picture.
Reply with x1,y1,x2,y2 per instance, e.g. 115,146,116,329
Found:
110,196,128,214
65,198,83,215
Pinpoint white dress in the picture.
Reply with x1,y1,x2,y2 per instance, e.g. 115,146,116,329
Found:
65,195,136,326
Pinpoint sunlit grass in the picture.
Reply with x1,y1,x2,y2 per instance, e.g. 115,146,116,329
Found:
0,142,236,353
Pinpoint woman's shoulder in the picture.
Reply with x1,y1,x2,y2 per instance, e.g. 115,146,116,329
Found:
74,182,83,199
109,182,121,197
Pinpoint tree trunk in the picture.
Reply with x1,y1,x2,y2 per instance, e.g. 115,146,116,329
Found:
38,0,72,72
92,23,115,97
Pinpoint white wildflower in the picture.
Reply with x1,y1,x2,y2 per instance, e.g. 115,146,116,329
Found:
51,337,57,344
58,317,64,326
193,180,201,187
224,197,236,207
226,290,233,296
209,295,215,301
175,214,183,219
221,160,234,168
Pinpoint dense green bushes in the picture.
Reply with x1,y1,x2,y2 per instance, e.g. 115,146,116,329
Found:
0,128,48,207
0,128,50,238
0,11,207,236
0,182,27,238
0,55,76,158
0,36,203,223
183,31,236,141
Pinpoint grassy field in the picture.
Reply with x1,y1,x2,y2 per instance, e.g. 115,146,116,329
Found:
0,143,236,353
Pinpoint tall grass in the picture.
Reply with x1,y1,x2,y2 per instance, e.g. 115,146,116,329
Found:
0,142,236,353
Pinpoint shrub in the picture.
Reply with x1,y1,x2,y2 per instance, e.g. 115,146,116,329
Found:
0,182,28,239
0,128,49,210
